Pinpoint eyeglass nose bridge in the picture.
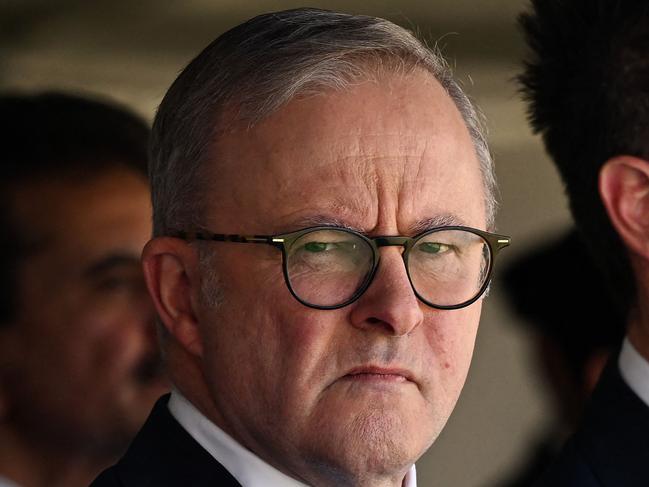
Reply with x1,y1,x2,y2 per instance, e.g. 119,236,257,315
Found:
371,236,414,261
347,236,416,310
373,236,411,247
364,236,418,299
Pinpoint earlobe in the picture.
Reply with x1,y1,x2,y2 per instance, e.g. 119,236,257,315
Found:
599,156,649,259
142,237,204,358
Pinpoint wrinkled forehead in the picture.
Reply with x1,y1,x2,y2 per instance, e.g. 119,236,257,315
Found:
204,72,484,232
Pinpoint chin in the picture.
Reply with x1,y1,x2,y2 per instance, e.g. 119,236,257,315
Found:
302,403,431,483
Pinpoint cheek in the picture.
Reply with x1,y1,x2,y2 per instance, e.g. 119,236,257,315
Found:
202,281,342,419
7,310,141,417
24,300,121,362
277,315,342,400
421,303,481,394
59,298,152,391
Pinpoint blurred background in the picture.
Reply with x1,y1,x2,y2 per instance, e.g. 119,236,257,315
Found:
0,1,574,485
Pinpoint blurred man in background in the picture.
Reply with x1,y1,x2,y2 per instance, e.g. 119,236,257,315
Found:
497,230,624,487
0,92,168,487
519,0,649,484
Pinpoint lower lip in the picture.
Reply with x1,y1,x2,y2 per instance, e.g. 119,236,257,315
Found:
343,373,408,383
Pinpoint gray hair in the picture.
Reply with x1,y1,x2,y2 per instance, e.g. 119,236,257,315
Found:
150,8,497,237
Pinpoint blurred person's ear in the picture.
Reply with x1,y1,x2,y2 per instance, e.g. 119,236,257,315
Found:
600,156,649,260
142,238,204,358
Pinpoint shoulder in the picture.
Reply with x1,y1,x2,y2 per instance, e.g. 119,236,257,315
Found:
89,394,242,487
534,438,600,486
90,468,124,487
537,359,649,486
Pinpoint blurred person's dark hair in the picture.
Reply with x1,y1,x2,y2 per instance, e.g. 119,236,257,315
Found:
0,91,149,325
518,0,649,318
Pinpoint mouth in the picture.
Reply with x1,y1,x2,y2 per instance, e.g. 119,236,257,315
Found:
341,365,415,385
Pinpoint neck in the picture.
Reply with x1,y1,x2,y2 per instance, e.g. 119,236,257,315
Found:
302,468,409,487
0,423,112,487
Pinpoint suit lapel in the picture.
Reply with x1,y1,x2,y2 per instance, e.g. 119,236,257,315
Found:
576,359,649,484
115,394,242,487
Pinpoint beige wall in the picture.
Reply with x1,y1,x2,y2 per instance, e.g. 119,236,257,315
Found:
0,1,573,485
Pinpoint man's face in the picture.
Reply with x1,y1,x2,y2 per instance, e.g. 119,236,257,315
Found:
196,71,486,483
0,168,167,455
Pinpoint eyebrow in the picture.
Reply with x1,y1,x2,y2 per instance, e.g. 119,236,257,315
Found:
283,213,467,235
83,253,142,278
410,215,467,234
282,214,365,233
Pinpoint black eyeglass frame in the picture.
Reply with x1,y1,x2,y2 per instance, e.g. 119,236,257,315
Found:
174,226,511,311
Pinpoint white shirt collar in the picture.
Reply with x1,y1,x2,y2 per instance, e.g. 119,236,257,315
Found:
618,337,649,408
168,390,417,487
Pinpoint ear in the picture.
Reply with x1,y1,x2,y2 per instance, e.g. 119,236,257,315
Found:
142,237,204,358
599,156,649,260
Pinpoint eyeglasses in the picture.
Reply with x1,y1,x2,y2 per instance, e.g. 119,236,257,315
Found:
174,226,511,310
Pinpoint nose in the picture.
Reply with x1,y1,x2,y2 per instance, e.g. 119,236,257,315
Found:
142,293,161,345
141,297,159,344
130,280,159,346
348,247,424,336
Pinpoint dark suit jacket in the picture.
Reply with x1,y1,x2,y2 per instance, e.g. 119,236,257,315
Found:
536,359,649,486
90,395,242,486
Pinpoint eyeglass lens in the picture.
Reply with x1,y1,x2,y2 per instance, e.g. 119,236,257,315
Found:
407,229,490,307
285,228,491,308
